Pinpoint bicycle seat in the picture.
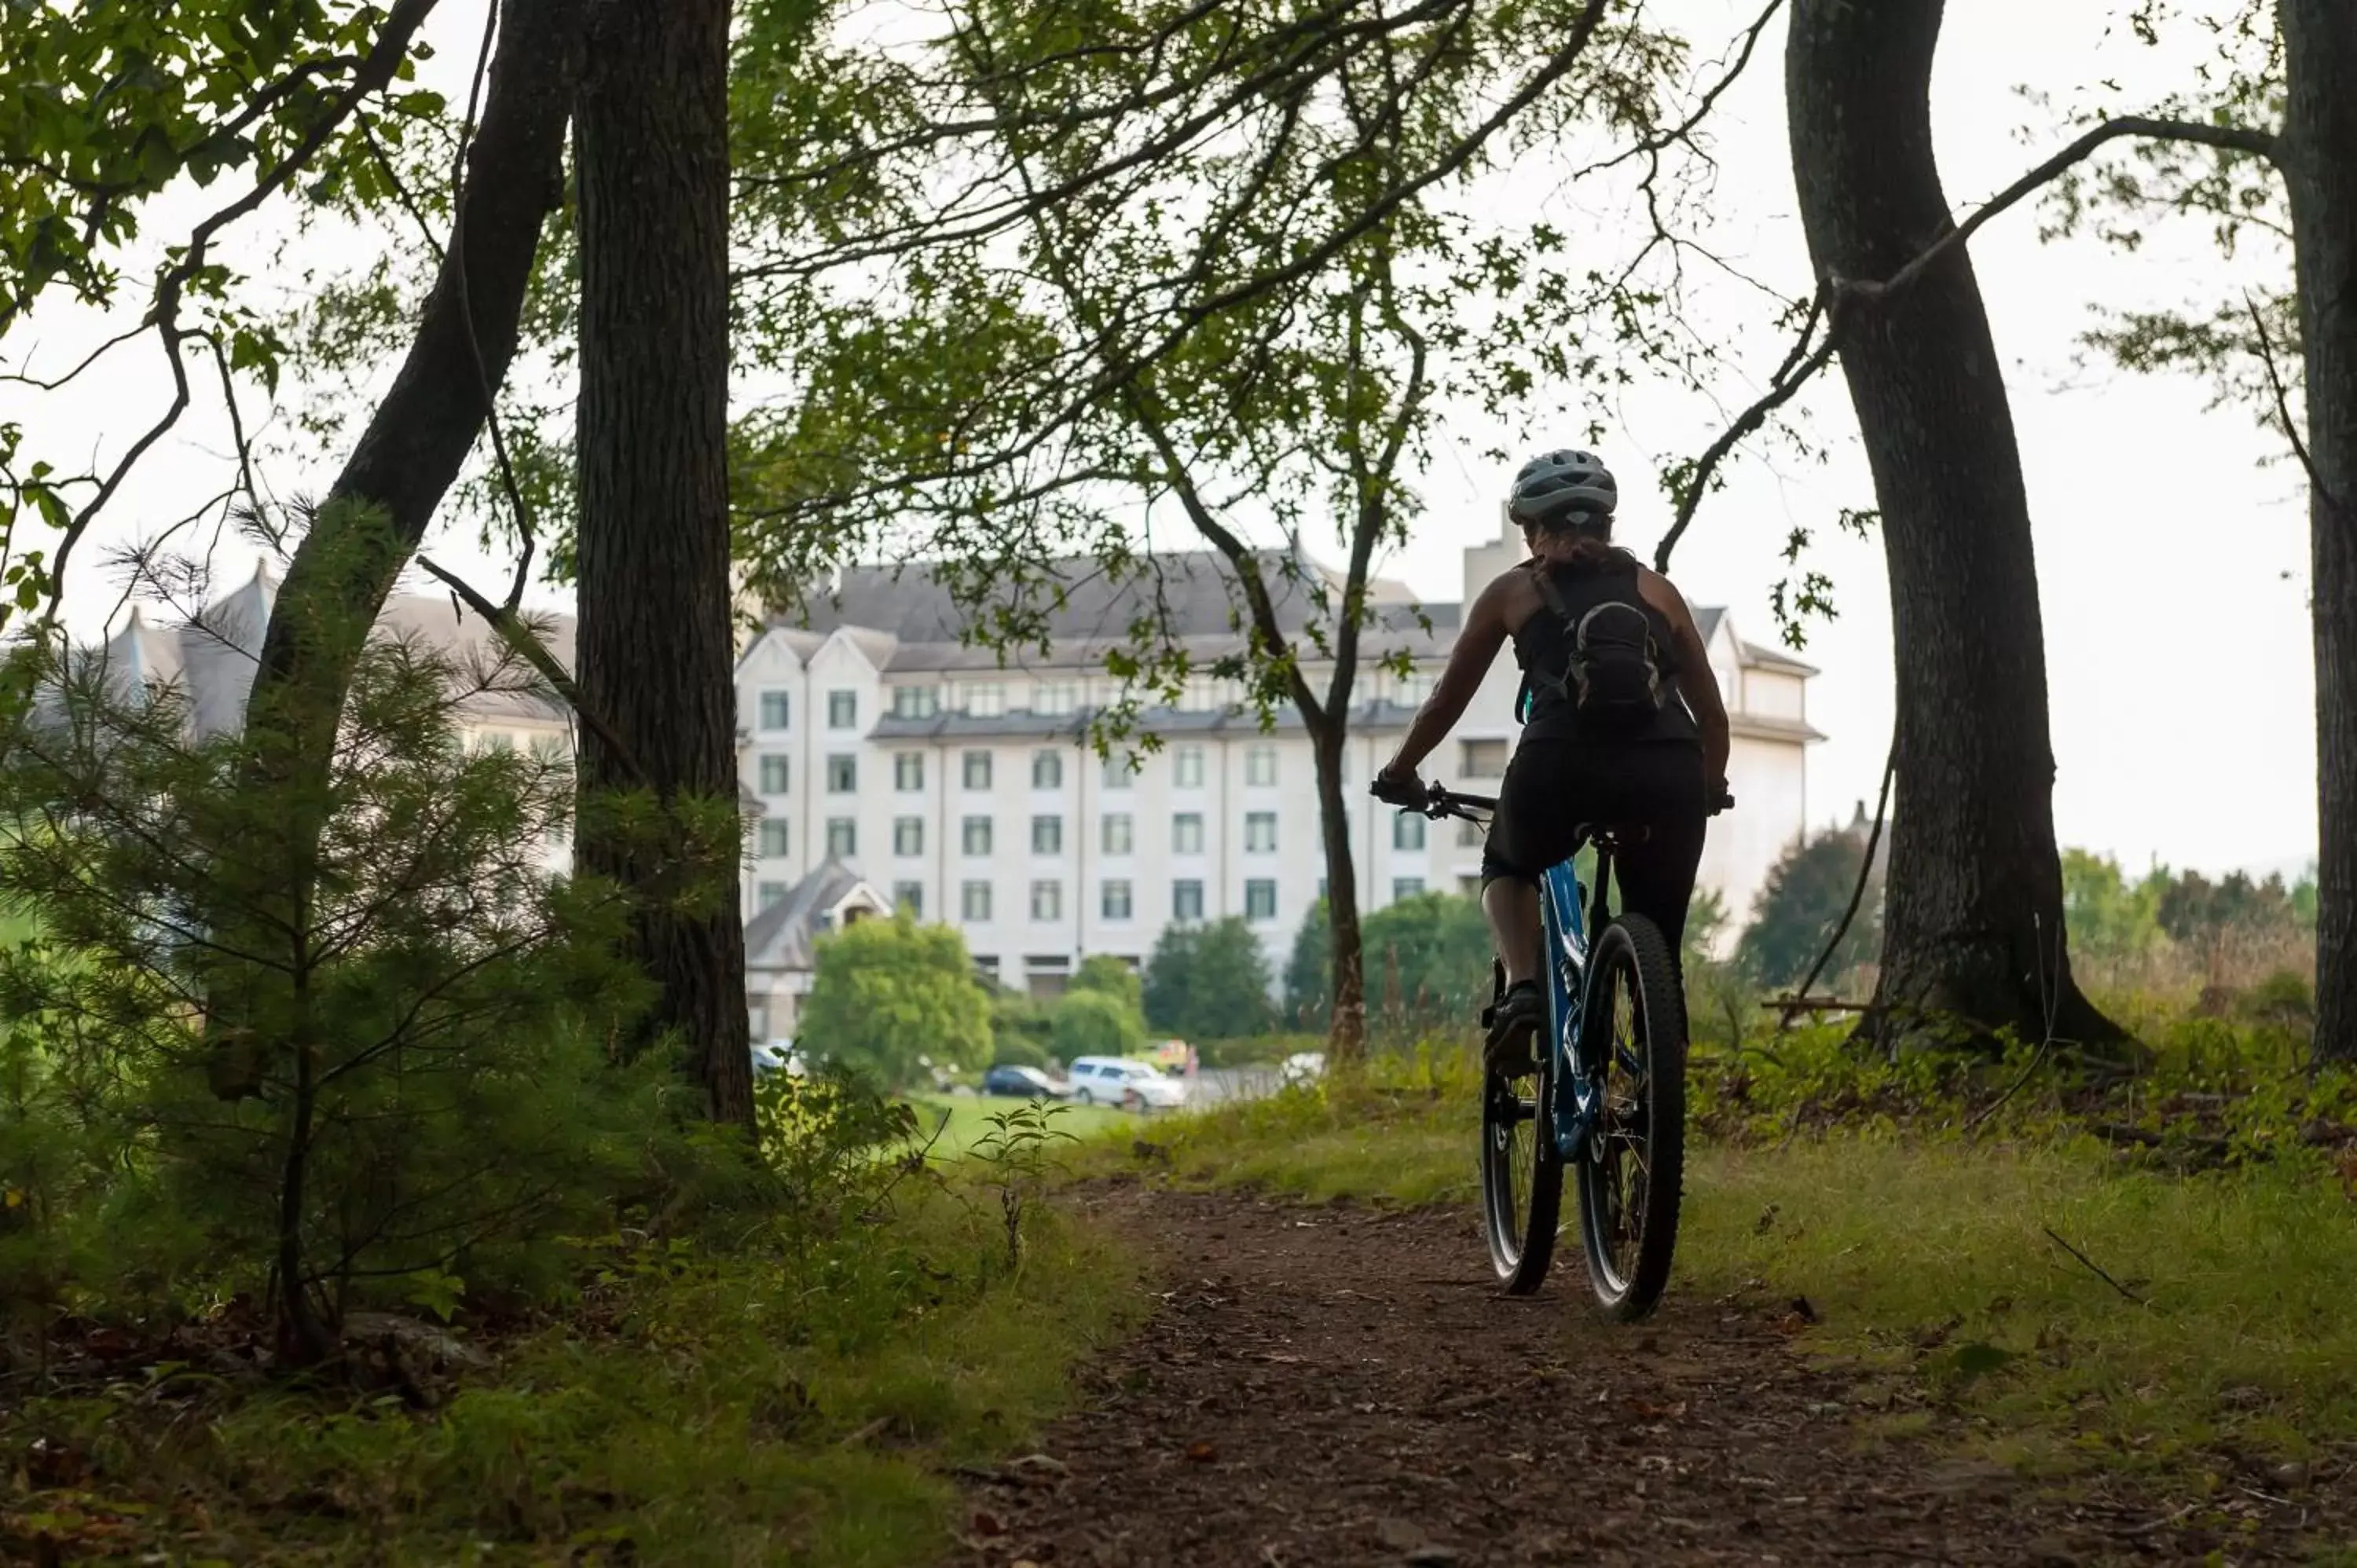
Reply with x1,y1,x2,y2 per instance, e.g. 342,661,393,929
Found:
1576,820,1654,853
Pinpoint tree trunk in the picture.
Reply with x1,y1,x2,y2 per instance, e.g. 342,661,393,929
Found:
210,0,585,1101
574,0,752,1127
1312,724,1368,1061
2282,0,2357,1061
1786,0,2121,1050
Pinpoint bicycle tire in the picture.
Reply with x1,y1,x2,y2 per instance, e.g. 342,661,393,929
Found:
1479,960,1562,1293
1574,914,1687,1321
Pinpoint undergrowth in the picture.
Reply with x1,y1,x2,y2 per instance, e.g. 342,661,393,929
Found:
1,1083,1141,1566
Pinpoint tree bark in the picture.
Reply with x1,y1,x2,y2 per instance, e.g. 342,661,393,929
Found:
1311,723,1368,1058
574,0,752,1127
1786,0,2121,1050
2281,0,2357,1061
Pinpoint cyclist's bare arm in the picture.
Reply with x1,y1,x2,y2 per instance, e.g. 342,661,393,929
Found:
1637,566,1730,795
1380,569,1523,781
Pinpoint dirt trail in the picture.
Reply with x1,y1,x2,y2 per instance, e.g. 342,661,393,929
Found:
955,1183,2348,1566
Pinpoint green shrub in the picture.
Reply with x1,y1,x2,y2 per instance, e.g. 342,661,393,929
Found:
990,1032,1054,1070
0,629,673,1358
1049,987,1144,1061
801,913,992,1090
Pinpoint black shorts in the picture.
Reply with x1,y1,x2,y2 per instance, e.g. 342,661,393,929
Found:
1480,737,1710,956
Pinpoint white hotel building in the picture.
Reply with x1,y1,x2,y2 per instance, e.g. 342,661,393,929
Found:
90,515,1821,1040
735,516,1821,1032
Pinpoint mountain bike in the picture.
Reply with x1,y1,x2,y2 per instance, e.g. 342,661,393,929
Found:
1387,781,1725,1321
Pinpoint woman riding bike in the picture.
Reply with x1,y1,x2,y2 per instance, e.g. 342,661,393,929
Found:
1373,449,1731,1073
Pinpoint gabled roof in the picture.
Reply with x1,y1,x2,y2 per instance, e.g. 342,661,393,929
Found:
79,564,577,736
744,859,888,974
1739,639,1820,676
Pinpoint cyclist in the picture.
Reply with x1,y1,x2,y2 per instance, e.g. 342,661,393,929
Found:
1373,449,1730,1073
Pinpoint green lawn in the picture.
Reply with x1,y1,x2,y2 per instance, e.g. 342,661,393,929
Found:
904,1092,1140,1161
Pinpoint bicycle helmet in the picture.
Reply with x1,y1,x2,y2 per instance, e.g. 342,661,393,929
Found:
1508,449,1618,529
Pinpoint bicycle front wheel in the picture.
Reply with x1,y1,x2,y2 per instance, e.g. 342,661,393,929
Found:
1479,960,1561,1293
1574,914,1687,1321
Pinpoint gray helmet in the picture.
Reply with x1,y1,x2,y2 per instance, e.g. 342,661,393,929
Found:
1508,449,1617,529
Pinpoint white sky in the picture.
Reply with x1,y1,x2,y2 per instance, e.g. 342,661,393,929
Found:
0,0,2311,880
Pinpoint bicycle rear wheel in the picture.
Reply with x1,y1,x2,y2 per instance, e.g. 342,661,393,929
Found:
1574,914,1687,1321
1479,960,1562,1292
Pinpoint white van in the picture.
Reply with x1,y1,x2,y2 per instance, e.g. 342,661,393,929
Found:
1066,1056,1186,1110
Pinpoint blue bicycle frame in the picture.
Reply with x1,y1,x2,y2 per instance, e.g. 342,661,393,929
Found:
1538,858,1604,1161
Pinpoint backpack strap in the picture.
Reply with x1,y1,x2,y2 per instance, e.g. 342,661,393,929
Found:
1531,564,1577,629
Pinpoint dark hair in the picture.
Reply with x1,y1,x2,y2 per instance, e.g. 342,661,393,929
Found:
1532,510,1629,572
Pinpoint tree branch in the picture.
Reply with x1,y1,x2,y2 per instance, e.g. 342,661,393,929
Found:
1655,112,2283,572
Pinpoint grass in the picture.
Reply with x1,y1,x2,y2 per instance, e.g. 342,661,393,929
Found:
1,1181,1142,1566
1128,1050,2357,1478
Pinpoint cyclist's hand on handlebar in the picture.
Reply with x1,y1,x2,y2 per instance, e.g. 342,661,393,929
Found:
1370,764,1425,808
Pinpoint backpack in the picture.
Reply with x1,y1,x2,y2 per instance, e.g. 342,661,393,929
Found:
1531,568,1666,735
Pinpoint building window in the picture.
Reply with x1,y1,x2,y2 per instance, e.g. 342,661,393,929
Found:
961,881,992,921
892,881,924,918
1180,676,1216,712
1172,879,1205,921
1458,817,1485,848
757,880,790,909
1033,681,1078,716
1102,879,1134,920
1244,878,1277,923
1032,749,1063,789
1461,738,1508,778
1393,877,1426,901
962,815,994,855
894,817,924,856
1101,813,1133,855
895,752,925,792
758,754,790,794
826,754,856,793
962,750,992,789
826,818,856,858
758,819,790,859
1102,753,1136,790
758,691,790,731
1175,746,1204,789
964,683,1006,718
890,684,939,720
1032,814,1063,855
828,690,857,729
1395,670,1431,707
1394,813,1427,852
1244,811,1277,853
1030,879,1063,921
1172,812,1204,855
1244,746,1277,787
973,953,1000,982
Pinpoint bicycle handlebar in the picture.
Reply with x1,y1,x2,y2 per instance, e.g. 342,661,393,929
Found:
1370,776,1734,819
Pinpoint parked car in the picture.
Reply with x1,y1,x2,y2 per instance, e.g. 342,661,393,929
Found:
750,1039,805,1077
1280,1050,1325,1086
1067,1056,1186,1111
981,1064,1067,1101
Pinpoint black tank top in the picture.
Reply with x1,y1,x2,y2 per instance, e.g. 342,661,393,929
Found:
1511,554,1702,746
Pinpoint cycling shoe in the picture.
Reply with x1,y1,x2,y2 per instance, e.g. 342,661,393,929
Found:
1483,980,1543,1077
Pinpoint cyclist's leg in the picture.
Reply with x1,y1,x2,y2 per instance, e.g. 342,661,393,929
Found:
1479,742,1583,1072
1482,878,1541,986
1609,748,1709,973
